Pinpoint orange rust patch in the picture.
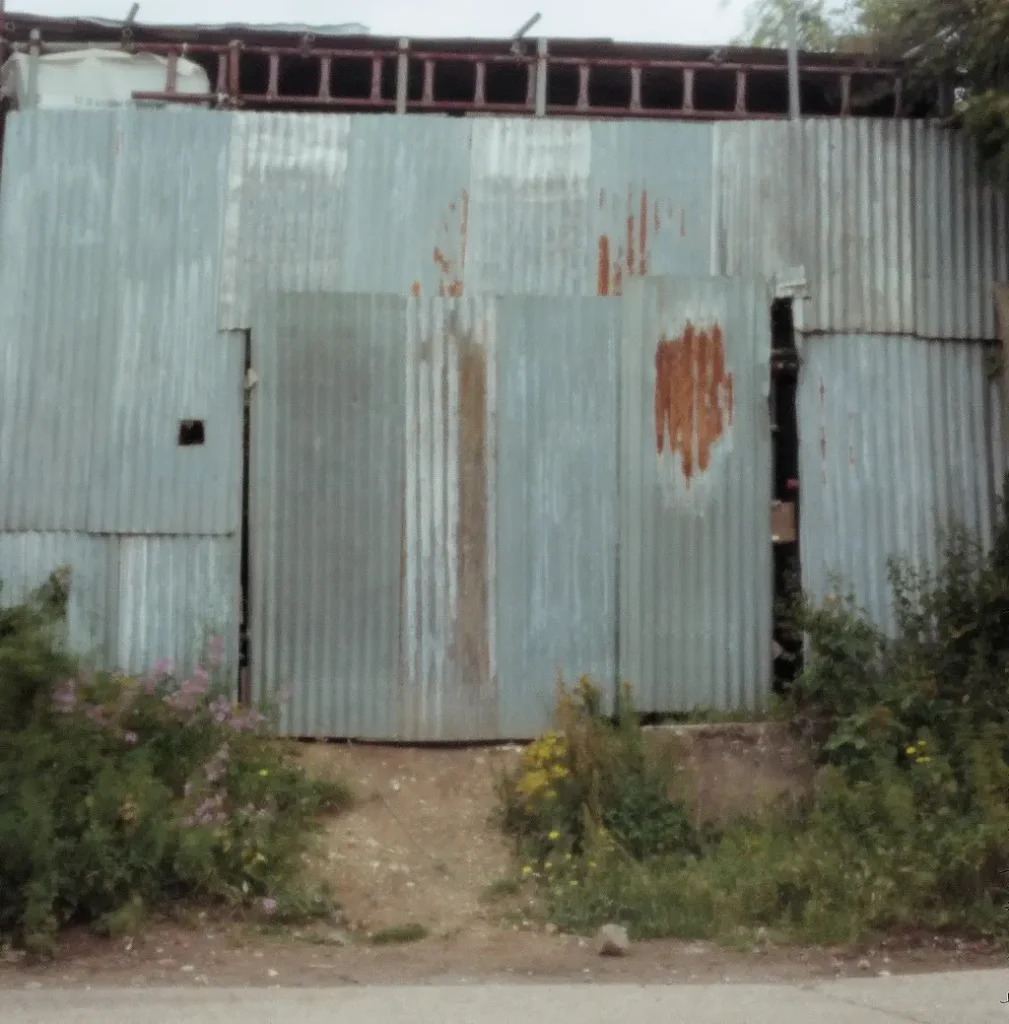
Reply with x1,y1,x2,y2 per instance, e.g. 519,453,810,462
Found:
456,333,491,704
654,323,734,487
639,190,649,274
596,190,671,295
410,281,422,298
433,247,451,274
597,236,611,296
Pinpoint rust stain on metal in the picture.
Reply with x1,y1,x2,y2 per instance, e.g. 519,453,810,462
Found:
432,189,469,298
410,281,422,298
639,190,648,274
654,322,734,487
455,331,491,696
820,428,827,461
848,445,855,466
819,377,826,407
597,236,611,296
596,190,670,296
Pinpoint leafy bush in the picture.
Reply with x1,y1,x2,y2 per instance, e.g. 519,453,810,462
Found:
0,573,351,955
499,494,1009,945
498,676,696,868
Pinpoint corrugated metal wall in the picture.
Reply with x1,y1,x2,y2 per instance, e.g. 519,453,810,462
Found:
798,334,1005,631
495,296,620,736
713,119,1009,340
2,108,1007,735
0,109,242,677
250,293,405,737
620,277,773,713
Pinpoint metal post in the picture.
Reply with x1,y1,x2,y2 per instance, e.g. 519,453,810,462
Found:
534,37,547,116
395,38,408,115
27,28,40,110
787,3,800,120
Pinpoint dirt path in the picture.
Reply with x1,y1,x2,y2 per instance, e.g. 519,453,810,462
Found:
1,745,1004,988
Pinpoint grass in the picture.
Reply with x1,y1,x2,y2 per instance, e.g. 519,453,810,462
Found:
367,923,429,945
481,877,522,902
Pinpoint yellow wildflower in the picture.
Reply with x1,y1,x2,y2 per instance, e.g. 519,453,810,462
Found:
548,829,560,841
569,879,578,887
917,756,932,764
905,746,916,756
521,865,533,876
259,769,269,777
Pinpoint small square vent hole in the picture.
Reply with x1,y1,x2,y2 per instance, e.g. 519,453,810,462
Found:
178,419,206,447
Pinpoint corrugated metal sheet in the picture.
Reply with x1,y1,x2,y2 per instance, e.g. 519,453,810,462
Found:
339,118,473,299
715,119,915,336
219,114,353,329
401,296,498,740
250,293,405,739
0,112,116,530
0,531,114,660
715,119,1009,340
0,108,241,535
619,276,773,713
85,108,240,534
115,534,241,675
798,334,1005,631
913,123,1009,341
495,297,620,736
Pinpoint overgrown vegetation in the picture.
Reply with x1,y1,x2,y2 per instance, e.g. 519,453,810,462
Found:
0,572,351,956
499,504,1009,945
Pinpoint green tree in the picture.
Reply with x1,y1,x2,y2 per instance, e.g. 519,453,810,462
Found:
736,0,848,51
738,0,1009,185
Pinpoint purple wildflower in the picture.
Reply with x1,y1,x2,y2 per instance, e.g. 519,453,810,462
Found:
260,897,278,916
123,731,139,747
52,679,77,713
85,704,106,726
210,697,230,725
204,744,230,783
207,634,225,668
152,658,174,677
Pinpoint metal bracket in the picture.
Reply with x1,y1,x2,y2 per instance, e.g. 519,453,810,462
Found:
773,265,809,336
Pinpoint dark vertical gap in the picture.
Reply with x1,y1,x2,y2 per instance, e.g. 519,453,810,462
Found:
770,299,803,692
239,329,252,703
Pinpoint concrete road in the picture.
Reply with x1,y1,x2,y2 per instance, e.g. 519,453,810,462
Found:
6,972,1009,1024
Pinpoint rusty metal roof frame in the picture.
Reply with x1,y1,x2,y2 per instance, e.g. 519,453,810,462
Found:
1,10,935,120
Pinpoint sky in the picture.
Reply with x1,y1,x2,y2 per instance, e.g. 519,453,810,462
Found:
11,0,752,45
